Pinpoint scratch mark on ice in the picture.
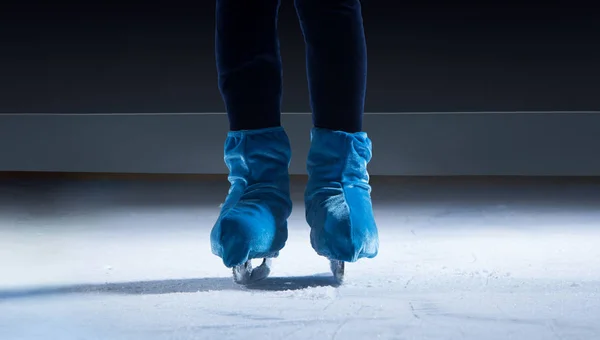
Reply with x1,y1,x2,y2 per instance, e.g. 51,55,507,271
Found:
404,276,414,288
409,302,420,319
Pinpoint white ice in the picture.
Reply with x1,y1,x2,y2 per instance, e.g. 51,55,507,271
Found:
0,177,599,339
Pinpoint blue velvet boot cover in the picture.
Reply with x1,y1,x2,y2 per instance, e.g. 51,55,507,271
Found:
305,128,379,262
211,127,293,268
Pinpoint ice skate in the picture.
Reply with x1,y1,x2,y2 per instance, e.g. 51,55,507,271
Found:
210,127,293,284
304,128,379,283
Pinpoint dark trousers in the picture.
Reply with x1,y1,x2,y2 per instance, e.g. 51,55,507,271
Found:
216,0,367,133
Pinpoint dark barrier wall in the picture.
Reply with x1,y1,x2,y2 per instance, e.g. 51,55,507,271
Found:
1,2,599,114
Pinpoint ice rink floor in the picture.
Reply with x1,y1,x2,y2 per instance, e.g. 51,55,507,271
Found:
1,175,599,339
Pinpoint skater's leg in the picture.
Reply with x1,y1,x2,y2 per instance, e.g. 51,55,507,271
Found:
212,0,292,269
216,0,283,131
295,0,378,263
295,0,366,133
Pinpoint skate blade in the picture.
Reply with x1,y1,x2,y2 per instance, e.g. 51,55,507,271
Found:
330,260,345,284
232,258,272,285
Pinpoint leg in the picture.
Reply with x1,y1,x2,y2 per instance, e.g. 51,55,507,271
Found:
295,0,367,133
211,0,293,271
216,0,283,131
295,0,378,263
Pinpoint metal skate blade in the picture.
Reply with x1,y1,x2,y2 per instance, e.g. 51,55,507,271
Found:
233,258,272,285
330,260,345,284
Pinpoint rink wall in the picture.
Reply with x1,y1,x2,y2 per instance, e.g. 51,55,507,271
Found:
1,112,600,176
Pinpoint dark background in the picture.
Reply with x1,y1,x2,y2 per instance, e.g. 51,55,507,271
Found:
1,2,599,114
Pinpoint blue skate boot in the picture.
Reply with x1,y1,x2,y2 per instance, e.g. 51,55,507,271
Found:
210,127,293,284
304,128,379,282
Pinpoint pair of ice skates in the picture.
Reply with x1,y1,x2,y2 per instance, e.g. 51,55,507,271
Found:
210,126,379,284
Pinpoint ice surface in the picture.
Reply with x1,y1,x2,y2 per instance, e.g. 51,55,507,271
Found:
0,177,599,339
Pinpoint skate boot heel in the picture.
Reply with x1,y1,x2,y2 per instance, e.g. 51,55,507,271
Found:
304,128,379,282
210,127,293,284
